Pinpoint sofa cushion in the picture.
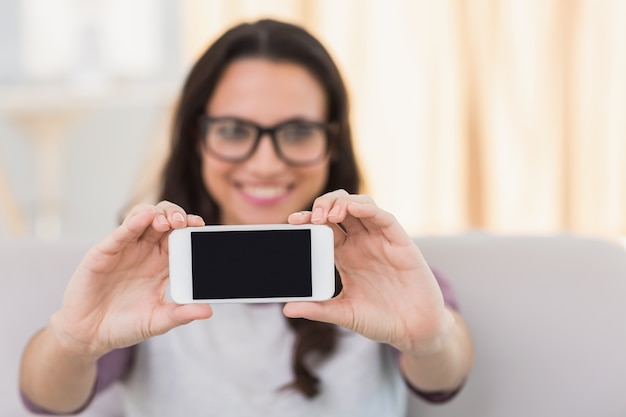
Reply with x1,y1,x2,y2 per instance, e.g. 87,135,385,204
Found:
410,233,626,416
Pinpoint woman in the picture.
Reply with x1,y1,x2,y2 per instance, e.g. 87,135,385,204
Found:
20,19,473,416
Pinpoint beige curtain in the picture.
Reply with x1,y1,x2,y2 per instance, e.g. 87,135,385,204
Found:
114,0,626,239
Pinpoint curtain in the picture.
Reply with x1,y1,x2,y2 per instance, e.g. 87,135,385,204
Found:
170,0,626,238
5,0,623,239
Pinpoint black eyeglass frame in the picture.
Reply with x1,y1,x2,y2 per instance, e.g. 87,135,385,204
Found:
197,115,338,166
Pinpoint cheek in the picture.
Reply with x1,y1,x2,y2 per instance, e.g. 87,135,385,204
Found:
200,156,231,193
301,163,330,196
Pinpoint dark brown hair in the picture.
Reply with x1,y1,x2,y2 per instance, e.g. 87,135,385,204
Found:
159,19,361,398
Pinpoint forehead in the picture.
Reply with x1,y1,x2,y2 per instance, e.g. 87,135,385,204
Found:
206,58,327,124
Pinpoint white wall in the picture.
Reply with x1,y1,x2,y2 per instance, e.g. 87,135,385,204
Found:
0,0,181,241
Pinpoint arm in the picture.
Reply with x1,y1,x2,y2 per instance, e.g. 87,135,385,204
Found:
21,347,135,414
398,308,473,393
398,269,472,395
284,190,474,396
20,327,98,414
19,203,212,413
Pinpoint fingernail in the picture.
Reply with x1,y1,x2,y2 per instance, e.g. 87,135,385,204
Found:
173,212,185,222
158,215,168,225
329,206,340,218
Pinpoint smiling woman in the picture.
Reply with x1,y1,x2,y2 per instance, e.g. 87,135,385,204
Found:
18,19,473,417
198,58,331,225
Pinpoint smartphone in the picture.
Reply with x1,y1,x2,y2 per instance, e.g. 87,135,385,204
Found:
168,224,335,304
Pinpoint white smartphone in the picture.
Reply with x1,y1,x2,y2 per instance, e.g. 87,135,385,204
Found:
168,224,335,304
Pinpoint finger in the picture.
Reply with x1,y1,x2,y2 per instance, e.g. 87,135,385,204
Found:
316,193,374,235
97,205,159,256
145,201,192,246
85,207,163,272
161,214,206,254
346,202,410,243
150,209,206,248
288,210,348,246
287,210,312,224
149,304,214,337
283,300,332,322
294,190,371,225
309,189,350,224
169,303,213,325
327,194,375,223
155,201,190,229
283,299,353,329
296,190,371,244
310,189,372,223
186,214,206,227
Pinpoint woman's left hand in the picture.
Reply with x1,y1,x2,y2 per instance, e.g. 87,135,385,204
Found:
284,189,455,356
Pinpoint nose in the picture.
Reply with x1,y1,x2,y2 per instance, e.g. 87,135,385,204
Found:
245,133,286,172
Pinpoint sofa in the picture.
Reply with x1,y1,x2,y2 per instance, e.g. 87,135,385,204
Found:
1,239,123,417
2,233,626,416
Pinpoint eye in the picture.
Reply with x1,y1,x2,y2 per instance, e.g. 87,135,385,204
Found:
280,123,319,143
213,120,253,141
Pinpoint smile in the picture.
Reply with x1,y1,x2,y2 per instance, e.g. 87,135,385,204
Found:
242,185,291,200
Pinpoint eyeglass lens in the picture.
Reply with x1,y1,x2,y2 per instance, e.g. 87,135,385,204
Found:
204,118,328,164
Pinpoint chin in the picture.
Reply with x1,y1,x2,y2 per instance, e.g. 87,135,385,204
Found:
235,214,289,225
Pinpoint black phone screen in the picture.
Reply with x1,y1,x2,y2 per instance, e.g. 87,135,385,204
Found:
190,229,313,299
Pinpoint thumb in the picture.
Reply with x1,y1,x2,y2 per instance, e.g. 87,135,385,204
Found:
283,300,348,328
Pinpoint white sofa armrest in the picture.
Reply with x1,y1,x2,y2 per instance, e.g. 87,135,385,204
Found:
409,233,626,417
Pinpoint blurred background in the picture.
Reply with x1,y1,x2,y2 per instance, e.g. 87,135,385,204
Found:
1,0,625,243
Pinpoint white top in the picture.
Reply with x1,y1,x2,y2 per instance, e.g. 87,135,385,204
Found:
122,303,408,417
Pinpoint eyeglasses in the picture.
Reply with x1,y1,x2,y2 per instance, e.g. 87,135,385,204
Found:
198,116,337,166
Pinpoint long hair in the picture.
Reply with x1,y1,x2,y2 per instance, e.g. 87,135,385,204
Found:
159,19,361,398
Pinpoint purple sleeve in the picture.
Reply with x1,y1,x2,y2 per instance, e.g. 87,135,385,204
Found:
21,346,135,415
94,346,135,391
401,268,466,403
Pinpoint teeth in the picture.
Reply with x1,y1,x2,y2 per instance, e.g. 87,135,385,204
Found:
244,186,287,199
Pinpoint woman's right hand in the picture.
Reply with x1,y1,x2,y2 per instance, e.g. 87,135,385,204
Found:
49,201,213,360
